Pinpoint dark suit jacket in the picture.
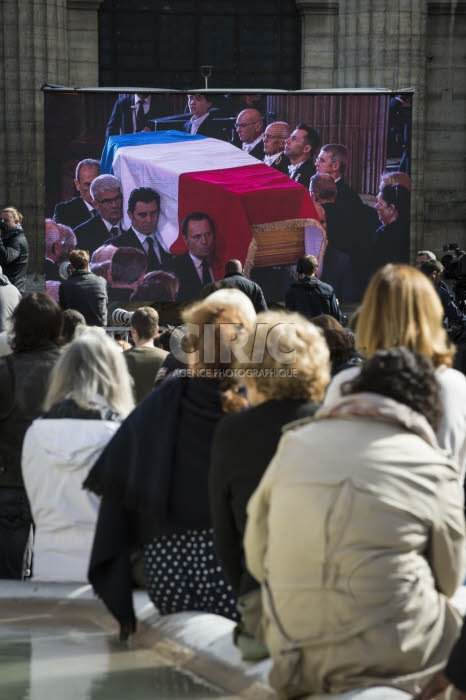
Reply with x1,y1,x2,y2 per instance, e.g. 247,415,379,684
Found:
170,252,206,302
53,197,93,230
270,153,290,175
105,95,165,139
248,139,266,161
75,216,115,258
106,228,173,270
183,113,228,141
289,158,316,189
222,273,267,312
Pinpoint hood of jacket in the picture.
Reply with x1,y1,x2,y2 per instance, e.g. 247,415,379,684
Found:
314,391,439,449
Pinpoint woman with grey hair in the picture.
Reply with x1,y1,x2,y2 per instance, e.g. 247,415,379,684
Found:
21,326,134,582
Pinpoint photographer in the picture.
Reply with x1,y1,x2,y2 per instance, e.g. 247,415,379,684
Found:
420,259,466,328
0,207,29,293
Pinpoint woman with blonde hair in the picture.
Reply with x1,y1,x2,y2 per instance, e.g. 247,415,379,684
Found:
21,326,134,582
84,300,251,638
325,263,466,482
210,310,331,658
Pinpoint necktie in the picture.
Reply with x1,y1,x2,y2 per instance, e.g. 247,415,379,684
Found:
91,208,97,217
201,259,211,286
109,226,119,237
136,99,146,131
146,236,160,269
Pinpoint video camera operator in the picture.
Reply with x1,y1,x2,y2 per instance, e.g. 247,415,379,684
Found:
0,207,29,293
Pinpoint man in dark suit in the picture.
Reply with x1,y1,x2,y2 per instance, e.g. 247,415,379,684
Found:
315,143,380,298
183,94,228,141
262,121,291,174
74,174,124,257
283,123,320,190
170,212,216,302
53,159,100,230
107,186,173,272
234,108,265,160
105,93,165,139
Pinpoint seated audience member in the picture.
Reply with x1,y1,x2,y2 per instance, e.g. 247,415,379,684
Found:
90,244,117,284
62,309,86,343
311,314,363,375
0,206,29,293
105,93,165,138
184,93,227,140
420,259,466,328
235,108,265,159
108,246,147,301
74,174,124,257
170,212,217,302
379,170,411,192
45,219,77,281
59,249,108,327
316,144,379,297
244,347,465,699
324,264,466,487
130,270,179,302
21,327,134,583
210,310,330,659
124,307,168,403
53,159,100,229
0,293,63,579
283,123,320,189
310,173,354,301
372,184,411,272
83,300,253,638
285,254,345,324
219,259,267,312
0,263,21,333
108,187,173,271
262,121,291,173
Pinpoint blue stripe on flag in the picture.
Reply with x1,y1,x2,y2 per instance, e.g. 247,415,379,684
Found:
100,130,207,174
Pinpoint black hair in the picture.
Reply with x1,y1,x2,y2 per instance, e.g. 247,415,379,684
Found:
127,187,161,214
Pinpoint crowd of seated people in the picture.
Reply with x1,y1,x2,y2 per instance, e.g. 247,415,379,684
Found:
1,264,466,697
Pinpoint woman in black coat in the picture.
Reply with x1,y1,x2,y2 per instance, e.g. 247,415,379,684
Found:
209,310,331,654
84,299,251,638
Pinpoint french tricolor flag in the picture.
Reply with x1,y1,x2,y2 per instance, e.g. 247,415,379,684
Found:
101,131,322,279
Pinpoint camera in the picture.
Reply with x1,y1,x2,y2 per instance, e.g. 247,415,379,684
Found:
0,218,8,235
59,261,73,280
111,308,134,327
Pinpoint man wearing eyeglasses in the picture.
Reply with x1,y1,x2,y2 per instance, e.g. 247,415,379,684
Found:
262,122,292,174
75,175,124,257
235,108,265,160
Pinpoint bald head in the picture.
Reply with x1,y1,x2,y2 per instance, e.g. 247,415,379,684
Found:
309,173,338,204
225,259,243,276
263,121,291,156
236,108,264,144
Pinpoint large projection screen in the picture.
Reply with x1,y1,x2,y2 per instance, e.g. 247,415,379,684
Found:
44,89,412,312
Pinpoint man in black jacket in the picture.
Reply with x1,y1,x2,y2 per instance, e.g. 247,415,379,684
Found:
221,260,267,312
283,123,320,189
285,254,345,325
75,174,124,257
59,249,108,326
105,93,165,139
53,159,100,230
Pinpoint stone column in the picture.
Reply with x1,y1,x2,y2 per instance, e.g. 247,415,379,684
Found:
0,0,100,277
295,0,428,253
